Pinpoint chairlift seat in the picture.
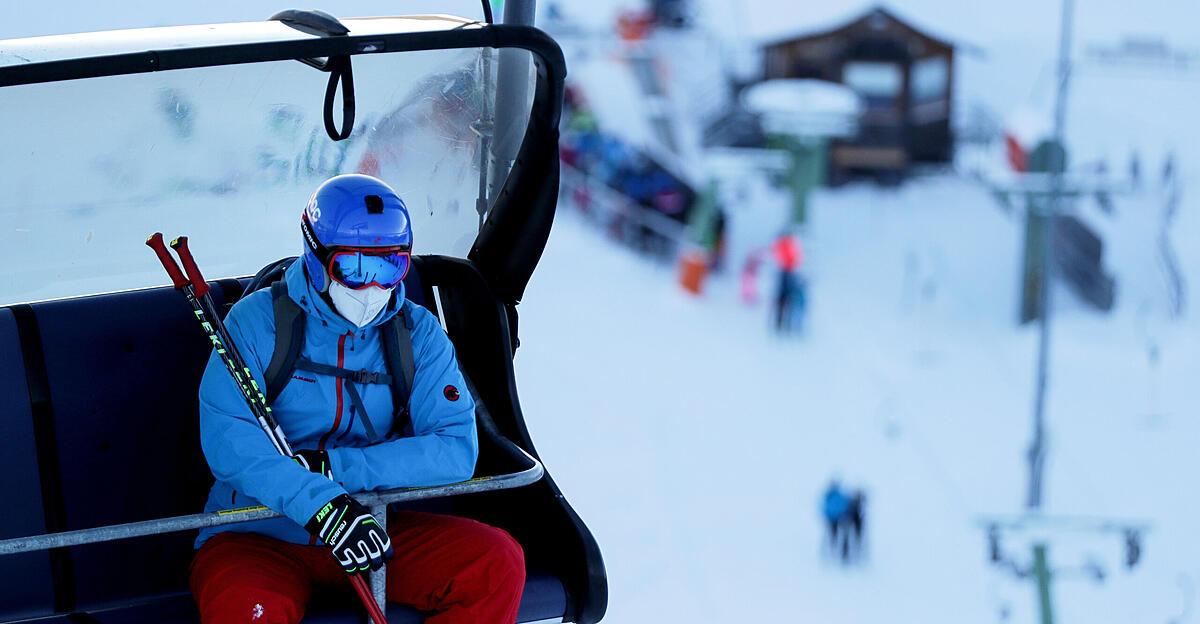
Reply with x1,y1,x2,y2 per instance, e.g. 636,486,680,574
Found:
0,259,570,623
0,12,604,623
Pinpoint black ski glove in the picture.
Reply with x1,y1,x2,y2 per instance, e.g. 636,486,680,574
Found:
293,449,333,480
305,494,393,574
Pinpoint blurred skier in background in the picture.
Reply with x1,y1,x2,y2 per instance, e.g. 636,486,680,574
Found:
708,208,727,272
771,230,806,333
821,481,869,565
846,490,867,563
740,250,764,305
821,480,850,559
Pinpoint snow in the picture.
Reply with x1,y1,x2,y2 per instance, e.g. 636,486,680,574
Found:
741,79,862,138
3,2,1200,621
515,173,1200,622
741,79,861,119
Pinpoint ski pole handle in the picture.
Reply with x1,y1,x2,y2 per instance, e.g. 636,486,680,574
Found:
169,236,210,299
146,233,189,290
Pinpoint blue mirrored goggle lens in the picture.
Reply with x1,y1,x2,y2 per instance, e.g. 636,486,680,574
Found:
328,250,410,290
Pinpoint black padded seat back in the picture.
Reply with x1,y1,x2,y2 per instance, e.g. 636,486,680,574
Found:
413,256,606,623
0,308,54,619
401,264,427,310
29,286,225,609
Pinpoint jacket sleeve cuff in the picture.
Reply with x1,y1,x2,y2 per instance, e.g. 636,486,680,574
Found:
284,476,346,527
328,446,366,492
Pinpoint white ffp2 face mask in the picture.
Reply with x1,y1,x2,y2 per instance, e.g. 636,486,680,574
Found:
328,281,393,327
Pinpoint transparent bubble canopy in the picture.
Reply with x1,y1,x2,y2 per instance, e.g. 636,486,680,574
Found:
0,16,536,305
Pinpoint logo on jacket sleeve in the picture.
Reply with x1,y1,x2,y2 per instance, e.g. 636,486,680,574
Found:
443,385,460,402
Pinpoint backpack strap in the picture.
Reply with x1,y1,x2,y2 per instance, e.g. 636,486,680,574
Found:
264,281,307,405
293,357,385,442
381,303,415,437
247,257,297,295
263,280,414,441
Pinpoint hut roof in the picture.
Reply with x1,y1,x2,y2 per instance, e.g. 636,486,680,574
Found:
762,6,957,53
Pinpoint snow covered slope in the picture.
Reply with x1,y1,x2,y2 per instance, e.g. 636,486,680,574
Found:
515,174,1200,622
4,3,1199,621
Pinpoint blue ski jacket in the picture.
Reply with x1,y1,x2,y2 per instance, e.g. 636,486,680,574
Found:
195,261,477,548
822,488,850,522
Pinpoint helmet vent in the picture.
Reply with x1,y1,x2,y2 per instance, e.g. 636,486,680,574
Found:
364,195,384,214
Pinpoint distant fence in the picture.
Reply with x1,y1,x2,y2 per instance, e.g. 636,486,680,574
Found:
559,162,690,262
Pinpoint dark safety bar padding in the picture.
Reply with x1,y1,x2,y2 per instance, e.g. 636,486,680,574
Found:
0,309,55,617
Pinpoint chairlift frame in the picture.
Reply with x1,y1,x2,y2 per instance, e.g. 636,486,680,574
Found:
0,20,564,301
0,14,604,624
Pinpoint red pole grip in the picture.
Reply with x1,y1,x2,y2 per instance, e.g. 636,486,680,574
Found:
349,575,389,624
169,236,210,299
145,232,189,290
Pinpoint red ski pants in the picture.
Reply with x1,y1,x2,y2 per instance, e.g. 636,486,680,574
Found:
190,511,525,623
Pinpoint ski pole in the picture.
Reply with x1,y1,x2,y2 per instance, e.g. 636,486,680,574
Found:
147,233,386,624
146,234,292,456
170,236,286,441
150,234,385,623
169,236,293,455
158,235,386,624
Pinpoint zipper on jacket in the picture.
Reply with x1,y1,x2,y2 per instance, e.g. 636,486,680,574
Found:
317,332,350,451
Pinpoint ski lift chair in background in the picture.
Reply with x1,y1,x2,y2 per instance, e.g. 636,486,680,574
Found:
0,10,606,624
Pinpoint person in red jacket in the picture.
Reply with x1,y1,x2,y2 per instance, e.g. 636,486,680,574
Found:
771,231,805,333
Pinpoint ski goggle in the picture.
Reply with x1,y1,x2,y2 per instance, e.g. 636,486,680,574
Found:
326,247,411,290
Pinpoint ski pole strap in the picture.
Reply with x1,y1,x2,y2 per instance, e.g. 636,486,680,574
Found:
295,358,386,441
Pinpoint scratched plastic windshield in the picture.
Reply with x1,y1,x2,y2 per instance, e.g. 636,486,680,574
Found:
0,46,534,304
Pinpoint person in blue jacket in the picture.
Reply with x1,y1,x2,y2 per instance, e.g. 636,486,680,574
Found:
822,480,850,560
189,174,525,623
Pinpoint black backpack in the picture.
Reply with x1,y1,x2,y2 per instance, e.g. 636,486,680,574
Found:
244,257,415,441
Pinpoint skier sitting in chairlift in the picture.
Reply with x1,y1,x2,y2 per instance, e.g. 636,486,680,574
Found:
189,174,525,623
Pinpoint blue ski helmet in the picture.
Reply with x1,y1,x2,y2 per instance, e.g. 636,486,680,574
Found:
300,174,413,292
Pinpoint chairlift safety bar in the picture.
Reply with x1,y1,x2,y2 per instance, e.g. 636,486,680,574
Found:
0,444,542,556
